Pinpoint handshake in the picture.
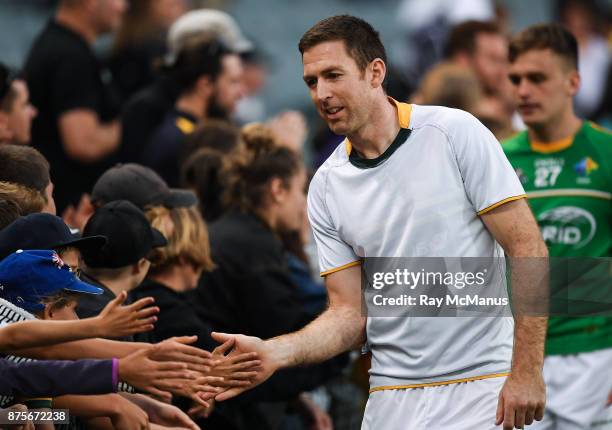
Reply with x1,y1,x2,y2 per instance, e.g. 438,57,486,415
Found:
0,292,262,428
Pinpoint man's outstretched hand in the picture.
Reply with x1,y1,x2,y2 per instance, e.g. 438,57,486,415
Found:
211,332,278,401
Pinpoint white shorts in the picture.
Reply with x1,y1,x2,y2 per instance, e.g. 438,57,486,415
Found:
591,407,612,430
361,376,506,430
528,348,612,430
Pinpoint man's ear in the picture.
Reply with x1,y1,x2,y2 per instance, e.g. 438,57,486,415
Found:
134,257,149,275
369,58,387,89
567,69,581,97
41,303,53,320
269,177,286,204
454,52,471,65
195,75,214,99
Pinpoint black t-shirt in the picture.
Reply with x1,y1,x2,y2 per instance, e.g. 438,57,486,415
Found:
130,278,216,351
119,76,179,163
23,20,121,212
108,36,166,101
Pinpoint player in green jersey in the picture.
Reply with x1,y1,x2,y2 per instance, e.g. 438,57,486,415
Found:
503,24,612,429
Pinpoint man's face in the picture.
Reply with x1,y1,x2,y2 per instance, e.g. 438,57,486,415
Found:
471,33,509,95
302,41,373,136
508,49,579,128
3,80,37,145
209,54,245,118
276,168,307,233
93,0,127,33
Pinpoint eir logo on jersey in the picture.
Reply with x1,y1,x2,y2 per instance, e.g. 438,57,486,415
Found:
537,206,596,248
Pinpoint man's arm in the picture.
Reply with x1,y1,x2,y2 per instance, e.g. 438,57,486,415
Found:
480,198,548,430
212,264,365,401
59,110,120,163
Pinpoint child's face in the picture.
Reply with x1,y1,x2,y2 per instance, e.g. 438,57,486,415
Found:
59,249,81,276
43,300,79,321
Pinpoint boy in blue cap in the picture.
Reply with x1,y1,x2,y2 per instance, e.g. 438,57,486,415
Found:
0,249,104,319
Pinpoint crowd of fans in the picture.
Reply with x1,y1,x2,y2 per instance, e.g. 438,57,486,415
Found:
0,0,610,429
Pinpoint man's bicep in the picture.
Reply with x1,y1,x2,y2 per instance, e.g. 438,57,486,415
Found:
450,111,526,213
480,198,544,255
307,173,360,276
325,265,363,311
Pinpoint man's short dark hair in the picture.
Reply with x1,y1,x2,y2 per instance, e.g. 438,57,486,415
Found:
298,15,387,71
166,35,232,94
509,23,578,70
444,20,502,59
0,145,51,194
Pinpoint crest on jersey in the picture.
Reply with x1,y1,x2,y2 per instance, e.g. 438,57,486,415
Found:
574,157,599,177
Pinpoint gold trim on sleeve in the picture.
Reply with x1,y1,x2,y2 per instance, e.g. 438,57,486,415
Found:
477,194,527,215
320,260,362,277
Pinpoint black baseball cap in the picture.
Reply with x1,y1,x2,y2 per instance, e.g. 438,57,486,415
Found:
82,200,167,268
91,163,197,210
0,213,107,261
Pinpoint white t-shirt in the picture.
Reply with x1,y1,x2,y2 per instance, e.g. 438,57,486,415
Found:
307,100,526,390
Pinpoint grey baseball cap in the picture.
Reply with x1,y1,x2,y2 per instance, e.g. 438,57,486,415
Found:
166,9,253,64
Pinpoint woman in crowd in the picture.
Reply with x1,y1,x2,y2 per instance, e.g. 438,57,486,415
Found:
189,124,344,430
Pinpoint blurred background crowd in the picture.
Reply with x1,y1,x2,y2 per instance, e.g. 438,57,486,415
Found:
0,0,610,429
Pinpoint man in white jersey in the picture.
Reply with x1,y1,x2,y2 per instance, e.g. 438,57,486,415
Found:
211,15,549,430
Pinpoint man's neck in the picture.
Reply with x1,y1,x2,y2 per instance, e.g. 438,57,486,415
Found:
55,8,97,45
175,93,206,121
528,107,582,143
347,96,401,159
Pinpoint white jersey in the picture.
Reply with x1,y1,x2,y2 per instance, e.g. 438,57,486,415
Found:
307,100,526,390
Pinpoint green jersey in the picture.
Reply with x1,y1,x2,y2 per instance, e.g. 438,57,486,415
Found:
503,122,612,355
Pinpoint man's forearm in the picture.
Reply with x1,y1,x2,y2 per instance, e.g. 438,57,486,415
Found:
267,305,365,368
508,241,549,375
512,316,547,375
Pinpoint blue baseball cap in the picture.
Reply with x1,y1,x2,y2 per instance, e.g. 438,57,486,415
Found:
0,250,104,313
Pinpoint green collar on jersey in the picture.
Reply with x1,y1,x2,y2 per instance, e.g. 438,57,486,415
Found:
349,127,412,169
